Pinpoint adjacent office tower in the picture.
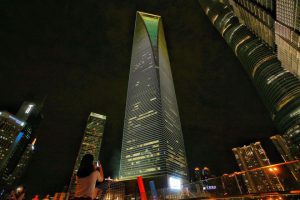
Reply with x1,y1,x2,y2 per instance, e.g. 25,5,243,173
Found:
68,112,106,198
119,11,188,181
275,0,300,75
199,0,300,168
228,0,300,78
232,142,284,193
270,135,300,181
0,102,42,196
221,173,244,195
228,0,276,48
5,139,37,186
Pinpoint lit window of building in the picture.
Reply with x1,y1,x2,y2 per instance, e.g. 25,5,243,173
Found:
68,112,106,198
119,11,188,181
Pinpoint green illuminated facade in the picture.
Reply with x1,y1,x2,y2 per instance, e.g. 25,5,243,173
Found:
119,11,188,180
199,0,300,160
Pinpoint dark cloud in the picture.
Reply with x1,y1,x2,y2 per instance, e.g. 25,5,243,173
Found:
1,0,278,196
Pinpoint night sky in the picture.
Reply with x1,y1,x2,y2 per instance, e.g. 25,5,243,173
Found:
1,0,280,196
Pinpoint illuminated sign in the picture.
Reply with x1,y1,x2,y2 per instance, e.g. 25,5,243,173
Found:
15,132,24,143
203,185,217,190
169,177,182,190
25,104,34,114
8,115,25,126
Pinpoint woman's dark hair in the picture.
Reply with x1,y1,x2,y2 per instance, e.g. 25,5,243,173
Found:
77,154,95,178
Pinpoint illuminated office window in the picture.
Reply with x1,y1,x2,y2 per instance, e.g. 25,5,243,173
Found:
119,12,188,180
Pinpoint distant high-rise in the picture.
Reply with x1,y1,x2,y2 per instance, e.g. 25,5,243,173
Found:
0,101,42,197
199,0,300,168
270,135,300,181
193,167,201,182
0,102,41,181
275,0,300,75
68,112,106,198
221,173,244,195
119,11,188,181
228,0,276,47
4,138,37,186
0,112,25,177
232,142,284,193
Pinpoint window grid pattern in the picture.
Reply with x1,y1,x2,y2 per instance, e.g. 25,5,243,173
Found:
200,0,300,160
275,34,300,76
3,143,34,186
0,113,23,163
0,112,35,189
276,0,300,31
233,142,284,193
271,135,300,181
119,12,188,180
229,0,275,47
68,113,106,198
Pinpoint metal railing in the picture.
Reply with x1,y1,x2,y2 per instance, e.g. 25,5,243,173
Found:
124,161,300,200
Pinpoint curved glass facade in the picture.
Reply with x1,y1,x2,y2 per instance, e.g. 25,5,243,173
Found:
199,0,300,158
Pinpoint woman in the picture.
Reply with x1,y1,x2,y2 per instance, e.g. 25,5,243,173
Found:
10,186,25,200
74,154,104,200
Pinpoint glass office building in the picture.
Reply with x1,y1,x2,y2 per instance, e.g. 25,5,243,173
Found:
199,0,300,166
68,112,106,198
271,135,300,181
119,11,188,180
232,142,284,193
228,0,275,47
4,139,36,186
0,102,42,198
0,112,26,180
275,0,300,76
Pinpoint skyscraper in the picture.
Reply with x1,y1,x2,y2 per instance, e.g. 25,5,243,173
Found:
232,142,284,193
199,0,300,167
0,101,42,198
228,0,276,47
0,112,25,177
119,11,188,181
270,135,300,181
221,173,244,195
228,0,300,77
275,0,300,75
4,138,37,186
68,112,106,198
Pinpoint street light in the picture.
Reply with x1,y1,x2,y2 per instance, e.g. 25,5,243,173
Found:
268,167,279,174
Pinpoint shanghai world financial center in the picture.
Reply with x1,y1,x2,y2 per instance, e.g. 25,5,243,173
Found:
119,12,188,180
